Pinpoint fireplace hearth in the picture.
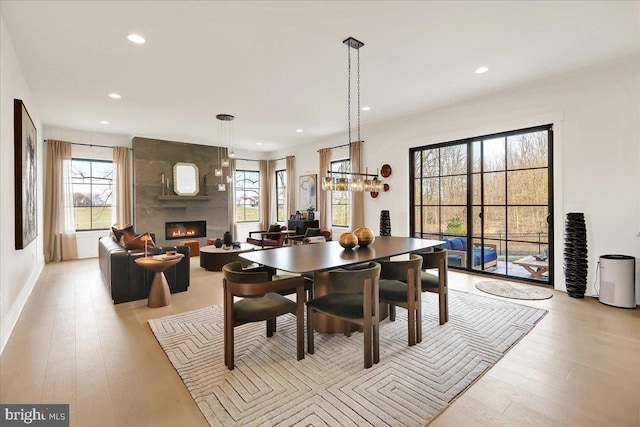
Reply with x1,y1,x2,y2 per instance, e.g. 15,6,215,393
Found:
165,221,206,240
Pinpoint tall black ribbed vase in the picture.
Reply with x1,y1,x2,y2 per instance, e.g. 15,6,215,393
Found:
380,210,391,236
564,212,588,298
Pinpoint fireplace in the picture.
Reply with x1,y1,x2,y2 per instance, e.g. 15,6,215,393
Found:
165,221,206,240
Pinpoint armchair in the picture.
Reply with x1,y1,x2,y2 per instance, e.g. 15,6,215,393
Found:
440,237,497,269
246,224,288,248
289,227,331,245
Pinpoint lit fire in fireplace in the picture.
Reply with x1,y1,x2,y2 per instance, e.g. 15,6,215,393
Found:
165,221,206,240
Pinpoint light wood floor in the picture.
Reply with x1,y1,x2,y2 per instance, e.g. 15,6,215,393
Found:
1,258,638,426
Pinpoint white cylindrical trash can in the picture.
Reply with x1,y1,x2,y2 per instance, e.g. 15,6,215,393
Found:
598,254,636,308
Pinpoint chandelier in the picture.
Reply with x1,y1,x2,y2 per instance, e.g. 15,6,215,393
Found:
216,113,235,191
321,37,382,193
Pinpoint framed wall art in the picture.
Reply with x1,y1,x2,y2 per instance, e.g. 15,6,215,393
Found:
299,174,317,211
14,99,38,249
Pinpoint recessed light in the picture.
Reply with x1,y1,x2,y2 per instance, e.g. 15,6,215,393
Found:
475,66,489,74
362,106,371,111
256,142,263,146
296,129,304,133
108,93,121,99
127,34,145,44
100,120,109,125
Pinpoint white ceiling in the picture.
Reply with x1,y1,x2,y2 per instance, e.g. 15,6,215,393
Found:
2,1,639,152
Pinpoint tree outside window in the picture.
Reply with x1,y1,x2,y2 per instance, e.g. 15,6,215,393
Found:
235,169,260,222
72,159,113,230
275,169,286,222
331,159,350,227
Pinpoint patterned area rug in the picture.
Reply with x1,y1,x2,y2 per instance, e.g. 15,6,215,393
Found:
475,280,554,300
148,290,546,426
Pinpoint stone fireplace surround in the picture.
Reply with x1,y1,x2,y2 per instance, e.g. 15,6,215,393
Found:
133,137,230,247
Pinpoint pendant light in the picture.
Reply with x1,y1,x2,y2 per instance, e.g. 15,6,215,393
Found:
216,113,235,191
321,37,382,193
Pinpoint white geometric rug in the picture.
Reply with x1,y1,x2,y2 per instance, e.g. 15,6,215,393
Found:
148,290,547,426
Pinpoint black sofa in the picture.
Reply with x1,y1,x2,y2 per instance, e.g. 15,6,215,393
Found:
98,235,191,304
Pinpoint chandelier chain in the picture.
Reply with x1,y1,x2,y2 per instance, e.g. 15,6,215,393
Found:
357,47,360,143
347,43,352,147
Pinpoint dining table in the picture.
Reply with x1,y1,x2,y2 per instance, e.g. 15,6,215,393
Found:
240,236,443,332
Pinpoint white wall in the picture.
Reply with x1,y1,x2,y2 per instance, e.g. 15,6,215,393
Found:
44,126,131,258
274,54,640,303
0,16,45,353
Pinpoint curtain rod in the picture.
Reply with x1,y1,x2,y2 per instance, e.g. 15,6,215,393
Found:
317,141,364,152
44,139,132,150
234,155,294,162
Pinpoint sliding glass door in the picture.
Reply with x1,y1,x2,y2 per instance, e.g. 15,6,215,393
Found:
411,125,553,284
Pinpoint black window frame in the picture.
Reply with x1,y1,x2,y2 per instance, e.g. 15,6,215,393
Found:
71,157,114,231
234,169,260,223
275,169,286,222
330,159,351,227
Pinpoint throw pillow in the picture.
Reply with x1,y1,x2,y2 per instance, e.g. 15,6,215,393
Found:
123,232,155,251
112,224,135,243
449,238,464,251
268,224,281,232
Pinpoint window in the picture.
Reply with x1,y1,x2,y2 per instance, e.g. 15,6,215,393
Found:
275,169,286,222
410,125,553,283
71,158,113,230
235,169,260,222
330,159,350,227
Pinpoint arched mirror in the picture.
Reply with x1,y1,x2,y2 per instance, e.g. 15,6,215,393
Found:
173,162,199,196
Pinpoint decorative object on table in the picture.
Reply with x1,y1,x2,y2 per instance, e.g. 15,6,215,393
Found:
380,164,392,178
299,174,317,211
320,37,383,194
223,231,233,247
306,206,315,221
141,234,153,257
14,99,37,250
354,227,375,247
564,212,588,298
475,280,553,300
149,290,547,427
214,238,223,248
380,210,391,236
338,232,358,250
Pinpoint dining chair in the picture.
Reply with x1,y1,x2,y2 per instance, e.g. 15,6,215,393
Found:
306,262,381,369
378,254,424,346
418,247,449,325
222,262,305,370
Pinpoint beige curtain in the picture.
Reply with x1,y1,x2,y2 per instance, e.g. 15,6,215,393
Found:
44,140,78,262
350,141,365,229
112,146,132,227
318,148,331,231
285,155,296,218
228,156,237,239
259,160,275,230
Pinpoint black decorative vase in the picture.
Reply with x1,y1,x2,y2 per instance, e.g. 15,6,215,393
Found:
214,238,223,248
564,212,588,298
380,210,391,236
223,231,233,246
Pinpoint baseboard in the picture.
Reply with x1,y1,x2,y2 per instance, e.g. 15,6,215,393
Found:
0,261,44,356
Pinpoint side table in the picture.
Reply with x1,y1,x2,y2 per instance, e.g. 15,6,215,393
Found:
135,254,184,307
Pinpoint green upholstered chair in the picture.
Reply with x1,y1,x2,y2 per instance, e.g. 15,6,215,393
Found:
378,254,424,346
418,247,449,325
306,262,381,369
222,262,305,370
